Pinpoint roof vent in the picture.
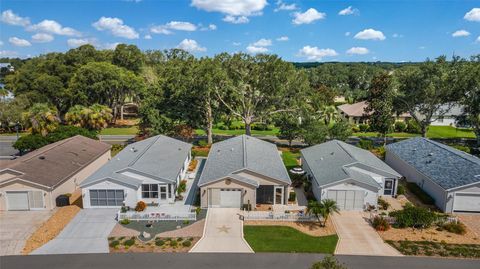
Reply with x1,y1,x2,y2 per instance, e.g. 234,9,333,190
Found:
428,152,434,156
413,148,417,151
231,148,234,151
39,156,46,160
131,147,138,153
330,152,334,155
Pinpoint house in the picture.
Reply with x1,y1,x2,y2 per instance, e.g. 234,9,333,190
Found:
80,135,192,208
428,103,464,127
385,138,480,213
301,140,401,211
0,135,111,211
198,135,291,209
337,101,411,125
0,63,14,72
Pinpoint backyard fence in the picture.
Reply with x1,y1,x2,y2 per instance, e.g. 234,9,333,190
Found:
242,210,318,222
117,211,197,222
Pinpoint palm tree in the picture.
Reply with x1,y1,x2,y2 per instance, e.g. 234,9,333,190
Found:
319,105,339,125
319,199,340,227
307,200,325,225
86,104,113,130
23,103,60,136
65,105,88,127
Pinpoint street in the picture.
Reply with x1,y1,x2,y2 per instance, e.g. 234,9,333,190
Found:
1,253,479,269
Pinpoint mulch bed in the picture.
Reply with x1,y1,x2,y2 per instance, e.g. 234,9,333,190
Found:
108,236,199,253
386,240,480,258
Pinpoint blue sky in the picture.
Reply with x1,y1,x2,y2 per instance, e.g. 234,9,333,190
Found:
1,0,479,62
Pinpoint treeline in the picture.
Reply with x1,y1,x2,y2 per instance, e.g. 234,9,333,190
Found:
0,44,479,147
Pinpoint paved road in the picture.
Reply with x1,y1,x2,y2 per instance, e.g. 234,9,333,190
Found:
190,208,253,253
0,211,53,256
32,209,117,255
2,253,479,269
332,212,401,256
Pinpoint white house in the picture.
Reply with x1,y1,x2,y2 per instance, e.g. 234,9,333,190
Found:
301,140,401,211
80,135,192,208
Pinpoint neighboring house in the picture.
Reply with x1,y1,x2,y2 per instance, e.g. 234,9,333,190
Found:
386,138,480,213
198,135,291,209
427,104,464,127
337,101,411,125
0,135,111,211
301,140,401,211
0,63,14,72
80,135,192,208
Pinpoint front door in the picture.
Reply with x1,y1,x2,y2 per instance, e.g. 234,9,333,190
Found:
274,186,284,205
384,179,394,195
159,186,168,200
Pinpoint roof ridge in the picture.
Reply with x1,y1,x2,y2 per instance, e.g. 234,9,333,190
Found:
128,135,161,167
336,140,356,161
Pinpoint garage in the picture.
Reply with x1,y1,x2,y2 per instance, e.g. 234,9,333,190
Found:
453,193,480,212
6,191,29,211
89,189,124,206
208,188,242,208
327,190,365,210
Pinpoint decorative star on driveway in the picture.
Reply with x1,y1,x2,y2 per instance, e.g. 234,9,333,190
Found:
217,225,231,233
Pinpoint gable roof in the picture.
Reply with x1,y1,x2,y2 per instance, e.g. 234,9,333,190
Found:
198,135,291,187
386,137,480,190
337,101,370,117
80,135,192,188
0,135,111,189
301,140,401,188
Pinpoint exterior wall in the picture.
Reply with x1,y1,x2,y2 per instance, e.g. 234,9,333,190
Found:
235,171,288,186
321,180,379,209
430,117,457,127
385,150,448,212
200,179,256,208
0,181,50,210
82,180,138,208
447,183,480,213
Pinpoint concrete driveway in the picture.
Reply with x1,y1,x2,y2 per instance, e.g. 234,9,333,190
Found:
332,211,401,256
190,208,253,253
0,211,53,256
32,209,117,255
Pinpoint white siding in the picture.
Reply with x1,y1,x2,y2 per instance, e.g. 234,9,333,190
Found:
322,180,379,210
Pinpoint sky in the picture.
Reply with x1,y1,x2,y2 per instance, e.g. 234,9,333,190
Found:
0,0,479,62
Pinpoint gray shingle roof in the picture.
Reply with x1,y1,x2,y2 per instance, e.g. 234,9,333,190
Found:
198,135,291,187
80,135,192,188
386,137,480,190
301,140,400,188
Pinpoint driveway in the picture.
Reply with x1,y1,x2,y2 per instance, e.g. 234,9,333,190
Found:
32,209,117,255
0,211,53,256
332,211,401,256
190,208,253,253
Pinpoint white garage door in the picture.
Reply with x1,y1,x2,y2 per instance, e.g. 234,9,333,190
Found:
6,192,29,211
327,190,364,210
453,193,480,212
220,189,242,208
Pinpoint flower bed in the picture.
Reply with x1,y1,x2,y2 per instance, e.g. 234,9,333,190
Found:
108,236,199,253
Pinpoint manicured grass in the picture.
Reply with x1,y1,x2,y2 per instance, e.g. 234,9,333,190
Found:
243,226,338,253
281,149,301,170
353,126,475,139
99,126,138,135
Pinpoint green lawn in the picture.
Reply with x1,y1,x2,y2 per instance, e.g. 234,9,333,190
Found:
354,126,475,139
281,149,301,170
243,226,338,253
99,126,139,135
195,128,280,136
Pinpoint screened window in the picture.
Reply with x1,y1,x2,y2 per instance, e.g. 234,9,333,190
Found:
142,184,159,198
89,190,124,206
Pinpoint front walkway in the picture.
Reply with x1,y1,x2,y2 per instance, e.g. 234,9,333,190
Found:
332,211,401,256
32,209,117,255
190,208,253,253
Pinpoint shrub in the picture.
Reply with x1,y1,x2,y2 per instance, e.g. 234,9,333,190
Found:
397,185,406,195
177,237,183,242
358,139,373,150
197,139,208,147
372,216,391,231
450,145,470,154
120,219,130,225
123,238,135,247
177,180,187,194
135,201,147,212
188,237,194,241
351,125,360,132
406,119,421,134
170,240,178,248
390,204,438,228
109,240,120,248
442,222,467,235
406,183,435,205
155,239,165,246
13,134,49,152
195,207,202,215
288,192,296,202
378,198,390,210
251,123,274,131
183,220,190,225
182,240,192,247
228,121,244,130
358,124,370,132
394,121,407,132
310,256,347,269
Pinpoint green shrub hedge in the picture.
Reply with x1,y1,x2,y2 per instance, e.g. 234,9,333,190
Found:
389,204,438,228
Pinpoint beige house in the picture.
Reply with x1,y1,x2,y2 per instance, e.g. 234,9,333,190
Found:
0,135,111,211
337,101,411,125
198,135,291,209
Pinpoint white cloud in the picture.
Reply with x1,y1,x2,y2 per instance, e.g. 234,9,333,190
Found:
246,45,268,53
92,17,139,39
31,33,54,43
338,6,358,16
150,25,173,35
464,8,480,22
276,36,289,41
345,32,351,36
223,15,249,24
165,21,197,31
152,21,209,34
0,41,3,46
297,46,338,61
232,42,241,46
144,34,152,40
292,8,326,25
9,37,31,47
28,20,80,36
392,33,403,38
477,36,480,43
346,47,369,55
452,30,470,37
252,38,272,47
419,46,426,50
274,1,298,12
0,50,19,57
354,29,386,40
1,10,30,26
67,38,96,48
177,39,206,52
201,23,217,31
191,0,267,16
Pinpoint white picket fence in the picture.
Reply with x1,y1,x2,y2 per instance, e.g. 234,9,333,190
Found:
117,211,196,221
242,210,317,222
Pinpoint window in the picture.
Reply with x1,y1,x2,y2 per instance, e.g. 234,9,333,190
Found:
384,180,393,195
89,190,124,206
142,184,159,198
